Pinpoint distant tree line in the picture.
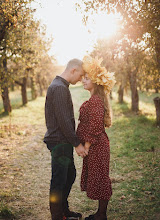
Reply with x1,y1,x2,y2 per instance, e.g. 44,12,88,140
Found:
77,0,160,125
0,0,56,113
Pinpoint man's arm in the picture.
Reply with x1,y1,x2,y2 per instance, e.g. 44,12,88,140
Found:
52,86,79,145
53,86,87,157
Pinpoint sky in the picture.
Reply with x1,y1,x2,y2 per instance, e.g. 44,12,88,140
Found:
32,0,120,65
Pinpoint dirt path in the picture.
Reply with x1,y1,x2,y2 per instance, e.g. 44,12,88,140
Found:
0,122,87,220
0,95,91,220
0,124,52,220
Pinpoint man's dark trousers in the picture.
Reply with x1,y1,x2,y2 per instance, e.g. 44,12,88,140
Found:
47,143,76,220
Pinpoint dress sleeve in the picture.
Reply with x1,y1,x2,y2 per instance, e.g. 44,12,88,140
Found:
85,96,105,145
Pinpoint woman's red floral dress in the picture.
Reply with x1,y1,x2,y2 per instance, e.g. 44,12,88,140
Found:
76,95,112,200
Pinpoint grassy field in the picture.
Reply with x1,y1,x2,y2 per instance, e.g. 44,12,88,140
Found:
0,86,159,220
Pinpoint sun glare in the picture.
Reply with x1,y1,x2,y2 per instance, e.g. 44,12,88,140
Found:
33,0,121,65
88,12,119,39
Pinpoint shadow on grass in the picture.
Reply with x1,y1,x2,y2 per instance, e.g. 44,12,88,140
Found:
139,90,160,105
114,101,130,114
113,100,152,118
0,111,10,119
0,97,39,119
0,104,26,118
0,89,33,118
0,205,15,220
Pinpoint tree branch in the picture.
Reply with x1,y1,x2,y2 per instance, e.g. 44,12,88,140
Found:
15,80,23,86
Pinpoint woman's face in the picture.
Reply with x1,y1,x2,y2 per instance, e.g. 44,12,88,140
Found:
82,74,94,92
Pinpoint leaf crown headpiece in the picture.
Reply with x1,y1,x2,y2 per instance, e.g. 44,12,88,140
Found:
82,55,116,94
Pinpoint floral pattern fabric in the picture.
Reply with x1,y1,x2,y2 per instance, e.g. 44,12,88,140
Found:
76,95,112,200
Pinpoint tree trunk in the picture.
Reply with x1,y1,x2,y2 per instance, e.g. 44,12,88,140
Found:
155,35,160,73
1,57,12,113
153,97,160,126
110,91,113,100
155,35,160,94
146,81,149,92
31,75,38,100
37,75,43,96
42,76,48,91
155,88,159,93
154,77,159,93
39,81,43,96
15,76,28,105
129,69,139,112
21,77,28,105
10,83,15,91
15,77,28,105
1,87,12,113
118,84,124,103
138,83,142,91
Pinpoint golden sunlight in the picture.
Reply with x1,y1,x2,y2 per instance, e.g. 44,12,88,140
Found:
88,12,119,39
32,0,120,65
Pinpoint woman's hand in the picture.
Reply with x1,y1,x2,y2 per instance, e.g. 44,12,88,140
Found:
84,142,91,151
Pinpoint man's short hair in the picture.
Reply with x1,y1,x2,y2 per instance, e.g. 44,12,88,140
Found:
66,59,83,70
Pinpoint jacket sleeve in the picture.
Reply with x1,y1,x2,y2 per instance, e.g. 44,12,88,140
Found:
53,86,80,147
85,96,105,145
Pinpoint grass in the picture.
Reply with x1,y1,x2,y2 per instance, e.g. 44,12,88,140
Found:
70,86,160,220
0,86,159,220
0,89,32,115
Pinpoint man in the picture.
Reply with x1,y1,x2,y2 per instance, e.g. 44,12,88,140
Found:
44,59,88,220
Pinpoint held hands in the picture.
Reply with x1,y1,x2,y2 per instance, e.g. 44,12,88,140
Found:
84,142,91,151
75,143,88,158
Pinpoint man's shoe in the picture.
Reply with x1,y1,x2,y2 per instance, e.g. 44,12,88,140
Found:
64,217,81,220
85,215,107,220
85,215,94,220
64,210,82,219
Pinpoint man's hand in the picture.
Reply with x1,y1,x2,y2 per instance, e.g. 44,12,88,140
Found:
75,143,88,158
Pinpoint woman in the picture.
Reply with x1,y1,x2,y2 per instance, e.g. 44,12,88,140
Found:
76,56,115,220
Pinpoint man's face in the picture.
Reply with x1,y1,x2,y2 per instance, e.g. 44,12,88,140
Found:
71,66,84,85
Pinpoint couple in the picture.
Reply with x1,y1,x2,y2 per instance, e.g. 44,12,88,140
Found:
43,56,115,220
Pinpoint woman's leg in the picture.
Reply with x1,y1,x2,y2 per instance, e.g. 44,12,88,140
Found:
97,199,108,219
85,200,108,220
